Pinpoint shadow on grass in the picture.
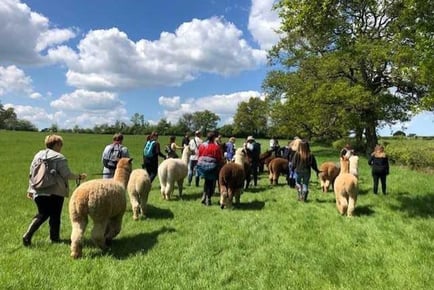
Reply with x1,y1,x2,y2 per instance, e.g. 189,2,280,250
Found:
355,204,375,216
235,200,265,211
145,204,174,219
178,191,203,201
391,192,434,218
98,226,176,260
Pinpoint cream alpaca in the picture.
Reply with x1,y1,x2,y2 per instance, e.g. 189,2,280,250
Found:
334,156,358,217
219,147,247,209
127,168,151,220
318,161,340,192
69,158,132,259
158,146,191,200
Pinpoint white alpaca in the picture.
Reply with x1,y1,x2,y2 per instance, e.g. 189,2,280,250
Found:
158,146,191,200
127,169,151,220
69,158,132,259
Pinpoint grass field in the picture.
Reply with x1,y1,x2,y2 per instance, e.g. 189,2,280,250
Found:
0,131,433,289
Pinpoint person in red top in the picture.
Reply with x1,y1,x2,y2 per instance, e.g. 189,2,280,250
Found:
196,131,223,206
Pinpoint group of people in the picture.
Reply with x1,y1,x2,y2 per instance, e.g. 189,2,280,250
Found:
23,132,390,247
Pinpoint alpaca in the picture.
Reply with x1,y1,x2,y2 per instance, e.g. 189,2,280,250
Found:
69,157,133,259
318,161,340,192
334,156,358,217
158,146,191,200
258,150,273,173
219,147,247,209
349,155,359,177
268,157,289,185
127,168,151,220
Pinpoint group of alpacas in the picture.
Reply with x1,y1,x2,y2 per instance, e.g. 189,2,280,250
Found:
67,141,359,258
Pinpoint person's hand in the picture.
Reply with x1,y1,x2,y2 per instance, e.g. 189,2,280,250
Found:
26,192,33,199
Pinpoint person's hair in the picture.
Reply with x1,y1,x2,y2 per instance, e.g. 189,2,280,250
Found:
297,140,311,166
373,144,386,157
45,134,63,149
206,131,217,142
169,136,176,143
113,133,124,142
229,137,236,142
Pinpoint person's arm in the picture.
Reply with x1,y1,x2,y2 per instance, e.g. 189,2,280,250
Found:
156,142,166,158
311,155,320,175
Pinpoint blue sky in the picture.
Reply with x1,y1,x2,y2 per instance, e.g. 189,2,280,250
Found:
0,0,432,136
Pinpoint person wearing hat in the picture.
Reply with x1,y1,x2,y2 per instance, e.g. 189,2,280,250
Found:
244,136,261,186
188,130,203,186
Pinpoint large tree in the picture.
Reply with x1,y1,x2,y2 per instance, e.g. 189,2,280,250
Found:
233,97,268,137
192,110,220,133
265,0,432,151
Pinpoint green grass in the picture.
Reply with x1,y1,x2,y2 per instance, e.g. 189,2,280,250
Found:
0,131,433,289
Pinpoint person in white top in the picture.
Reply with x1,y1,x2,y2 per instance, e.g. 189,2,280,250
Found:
188,130,203,186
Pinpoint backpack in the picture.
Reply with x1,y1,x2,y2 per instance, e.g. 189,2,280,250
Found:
144,140,156,158
30,150,58,190
103,144,122,169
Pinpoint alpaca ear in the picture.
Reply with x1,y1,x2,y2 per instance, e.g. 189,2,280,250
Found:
128,158,133,164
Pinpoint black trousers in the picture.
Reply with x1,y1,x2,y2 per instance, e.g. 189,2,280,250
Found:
32,195,64,240
372,173,387,194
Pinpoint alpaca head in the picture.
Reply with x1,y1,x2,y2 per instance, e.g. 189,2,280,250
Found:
234,147,247,164
114,158,133,186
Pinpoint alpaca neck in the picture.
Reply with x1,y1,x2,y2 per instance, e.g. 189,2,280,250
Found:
181,147,190,164
339,158,350,174
113,167,131,188
234,155,244,166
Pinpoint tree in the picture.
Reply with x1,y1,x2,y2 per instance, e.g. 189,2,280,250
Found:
177,113,195,133
266,0,432,151
156,118,171,136
233,97,268,137
192,110,220,133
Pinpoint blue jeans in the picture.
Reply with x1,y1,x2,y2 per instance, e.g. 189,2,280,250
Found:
294,170,310,194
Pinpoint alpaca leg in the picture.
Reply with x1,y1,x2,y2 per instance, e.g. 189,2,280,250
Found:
139,193,149,218
323,180,330,192
165,182,174,200
337,195,348,215
347,194,357,217
160,184,166,199
105,215,123,245
91,220,108,250
269,172,273,184
70,217,88,259
234,190,241,205
177,179,184,198
130,195,140,220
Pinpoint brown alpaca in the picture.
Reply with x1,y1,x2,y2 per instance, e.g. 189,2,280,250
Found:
268,157,289,185
258,150,273,172
334,157,358,217
69,158,133,258
318,161,340,192
219,148,246,209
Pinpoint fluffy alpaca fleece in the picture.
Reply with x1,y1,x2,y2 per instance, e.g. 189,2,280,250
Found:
69,157,132,259
219,147,246,209
349,155,359,177
318,161,340,192
334,157,358,217
158,146,191,200
259,150,273,172
127,169,151,220
268,157,289,185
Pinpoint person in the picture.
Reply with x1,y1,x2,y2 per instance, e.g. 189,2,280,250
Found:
23,134,87,246
165,135,183,158
142,132,166,182
291,140,319,202
225,137,236,162
245,136,261,186
188,130,203,186
101,133,129,179
269,136,280,156
196,131,224,205
368,144,390,195
181,132,190,147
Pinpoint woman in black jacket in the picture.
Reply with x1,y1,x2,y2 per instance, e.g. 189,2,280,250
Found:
368,144,390,195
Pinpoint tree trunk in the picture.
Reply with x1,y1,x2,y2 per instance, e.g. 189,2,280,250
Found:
365,122,378,155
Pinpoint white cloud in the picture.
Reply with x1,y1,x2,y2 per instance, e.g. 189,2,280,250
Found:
47,17,266,91
0,65,32,96
0,0,76,64
159,90,265,124
5,104,55,127
248,0,280,50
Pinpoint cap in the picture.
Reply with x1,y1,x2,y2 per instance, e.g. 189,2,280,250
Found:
247,136,255,142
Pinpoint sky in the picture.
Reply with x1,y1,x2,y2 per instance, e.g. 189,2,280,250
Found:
0,0,432,136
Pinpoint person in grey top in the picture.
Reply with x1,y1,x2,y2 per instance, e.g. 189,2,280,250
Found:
101,133,129,178
23,134,86,246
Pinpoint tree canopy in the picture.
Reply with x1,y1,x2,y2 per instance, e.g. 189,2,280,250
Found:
264,0,433,151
